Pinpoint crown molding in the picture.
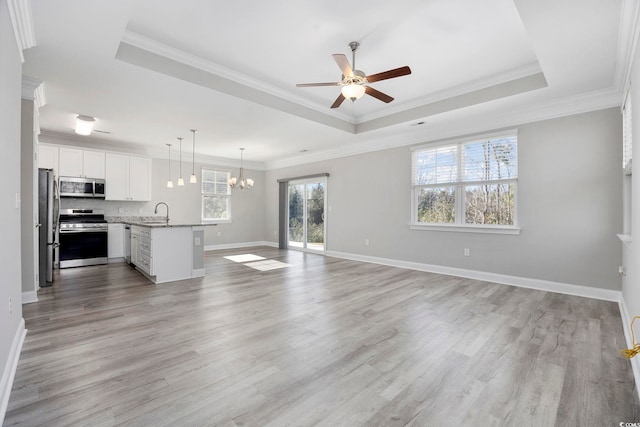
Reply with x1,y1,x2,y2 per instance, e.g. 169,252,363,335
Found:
7,0,36,63
38,130,265,171
615,0,640,95
21,75,46,108
357,62,543,123
118,31,548,137
264,87,621,170
120,31,349,123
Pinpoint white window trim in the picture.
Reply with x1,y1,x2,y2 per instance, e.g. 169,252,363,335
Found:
410,130,519,234
410,223,521,235
201,168,232,223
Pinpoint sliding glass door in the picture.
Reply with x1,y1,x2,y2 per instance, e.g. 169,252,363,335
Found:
288,178,326,252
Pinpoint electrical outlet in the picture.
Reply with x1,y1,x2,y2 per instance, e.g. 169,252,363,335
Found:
464,248,470,257
217,231,221,237
9,297,12,315
118,207,125,214
274,229,277,236
365,239,369,246
138,208,143,214
194,237,201,246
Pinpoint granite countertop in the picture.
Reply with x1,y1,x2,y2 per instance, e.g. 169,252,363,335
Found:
106,216,217,228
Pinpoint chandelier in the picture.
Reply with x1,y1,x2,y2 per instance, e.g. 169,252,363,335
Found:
229,148,254,190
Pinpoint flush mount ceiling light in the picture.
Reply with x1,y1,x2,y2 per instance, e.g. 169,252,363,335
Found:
166,143,174,188
229,148,254,190
75,115,95,135
190,129,198,184
177,137,185,186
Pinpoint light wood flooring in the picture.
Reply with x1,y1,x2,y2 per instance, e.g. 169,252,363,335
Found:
4,247,639,426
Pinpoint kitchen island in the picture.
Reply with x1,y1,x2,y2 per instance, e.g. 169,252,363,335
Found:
113,219,215,284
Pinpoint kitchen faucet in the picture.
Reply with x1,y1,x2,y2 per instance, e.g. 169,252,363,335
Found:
154,202,169,224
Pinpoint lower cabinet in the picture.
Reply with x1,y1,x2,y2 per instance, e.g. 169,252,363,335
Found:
129,225,204,284
107,224,125,259
131,226,152,275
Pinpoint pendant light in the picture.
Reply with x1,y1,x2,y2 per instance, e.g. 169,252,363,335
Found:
190,129,198,184
177,137,185,186
229,148,254,190
166,143,174,188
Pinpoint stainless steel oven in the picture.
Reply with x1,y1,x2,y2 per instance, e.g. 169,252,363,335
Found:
59,209,108,268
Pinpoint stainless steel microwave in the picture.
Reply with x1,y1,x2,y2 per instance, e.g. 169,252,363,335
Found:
59,176,105,198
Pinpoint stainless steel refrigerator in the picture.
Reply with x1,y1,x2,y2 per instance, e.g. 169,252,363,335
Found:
38,168,58,287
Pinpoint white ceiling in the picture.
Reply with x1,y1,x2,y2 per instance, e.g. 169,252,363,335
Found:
23,0,630,169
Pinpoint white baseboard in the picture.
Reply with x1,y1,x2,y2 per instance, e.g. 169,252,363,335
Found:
205,241,278,251
325,250,622,302
21,291,37,304
0,319,26,424
619,297,640,403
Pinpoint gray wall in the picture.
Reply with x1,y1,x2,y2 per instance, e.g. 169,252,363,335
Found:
0,0,25,405
265,108,623,290
622,32,640,321
21,98,36,294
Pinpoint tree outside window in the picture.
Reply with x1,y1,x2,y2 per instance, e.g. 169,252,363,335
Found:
202,169,231,221
412,134,518,227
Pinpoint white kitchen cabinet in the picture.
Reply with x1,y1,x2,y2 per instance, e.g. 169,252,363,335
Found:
58,147,105,178
129,225,205,284
107,223,125,259
130,226,152,275
128,156,152,201
105,154,151,201
38,144,58,170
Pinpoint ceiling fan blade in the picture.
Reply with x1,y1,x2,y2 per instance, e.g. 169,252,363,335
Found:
330,93,346,109
366,66,412,83
332,54,353,77
365,86,394,103
296,82,341,87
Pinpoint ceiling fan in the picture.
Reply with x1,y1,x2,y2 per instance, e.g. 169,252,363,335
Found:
296,41,411,109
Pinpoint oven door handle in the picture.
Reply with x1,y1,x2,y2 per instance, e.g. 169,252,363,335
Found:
59,229,108,234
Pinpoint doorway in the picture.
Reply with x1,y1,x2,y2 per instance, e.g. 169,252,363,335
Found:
288,178,326,252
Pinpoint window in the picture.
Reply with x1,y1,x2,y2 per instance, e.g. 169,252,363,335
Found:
202,169,231,221
411,132,518,233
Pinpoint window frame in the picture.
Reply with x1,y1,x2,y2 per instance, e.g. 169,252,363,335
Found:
201,168,232,223
410,130,520,235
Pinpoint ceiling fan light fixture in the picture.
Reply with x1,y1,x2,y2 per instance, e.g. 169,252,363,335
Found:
341,84,366,100
75,115,95,135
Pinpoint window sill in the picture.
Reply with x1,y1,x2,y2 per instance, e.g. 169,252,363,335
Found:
203,219,232,224
617,234,632,243
410,223,521,235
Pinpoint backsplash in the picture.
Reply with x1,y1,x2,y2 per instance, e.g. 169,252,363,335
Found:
60,198,153,216
105,215,167,223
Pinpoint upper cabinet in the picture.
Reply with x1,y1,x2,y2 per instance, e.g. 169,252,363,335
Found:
38,144,58,171
58,147,105,179
105,153,152,201
38,143,152,201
